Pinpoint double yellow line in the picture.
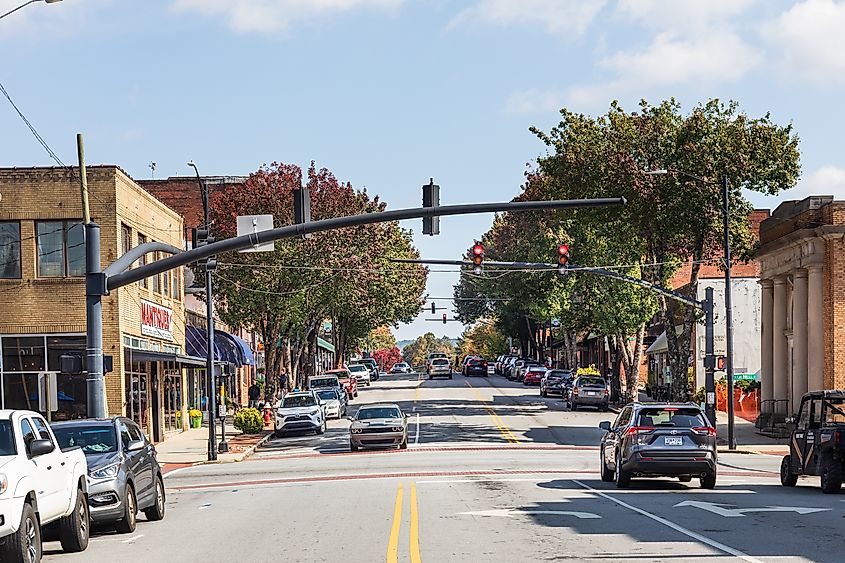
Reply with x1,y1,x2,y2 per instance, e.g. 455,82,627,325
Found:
465,381,520,443
387,482,422,563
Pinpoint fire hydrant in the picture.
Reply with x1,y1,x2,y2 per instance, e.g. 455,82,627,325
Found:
263,404,273,427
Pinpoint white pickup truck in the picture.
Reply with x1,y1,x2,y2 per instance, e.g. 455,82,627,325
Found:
0,410,89,563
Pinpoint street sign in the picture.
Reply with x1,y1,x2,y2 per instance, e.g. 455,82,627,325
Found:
236,214,275,252
674,501,830,518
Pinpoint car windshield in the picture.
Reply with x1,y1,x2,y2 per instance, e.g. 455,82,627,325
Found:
548,371,570,379
432,359,449,365
310,378,338,388
316,390,338,401
357,407,402,420
578,377,605,387
637,408,707,428
349,365,368,372
282,395,317,408
0,421,17,456
52,425,117,454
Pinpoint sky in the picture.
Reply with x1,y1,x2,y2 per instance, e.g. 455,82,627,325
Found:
2,0,845,342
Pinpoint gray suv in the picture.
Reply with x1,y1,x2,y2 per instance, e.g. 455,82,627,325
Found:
570,376,609,411
52,417,165,533
599,403,717,489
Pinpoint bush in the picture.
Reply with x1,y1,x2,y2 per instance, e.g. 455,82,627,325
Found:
233,408,265,434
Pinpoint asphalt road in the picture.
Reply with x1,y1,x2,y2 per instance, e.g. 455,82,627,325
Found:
44,372,844,563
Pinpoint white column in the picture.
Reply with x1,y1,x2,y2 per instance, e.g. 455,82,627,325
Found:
773,276,789,401
760,279,774,402
807,264,825,391
792,269,809,413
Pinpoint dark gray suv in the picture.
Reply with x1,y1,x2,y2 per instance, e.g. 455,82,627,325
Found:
598,403,717,489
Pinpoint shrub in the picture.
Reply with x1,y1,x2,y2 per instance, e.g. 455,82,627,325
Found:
233,408,265,434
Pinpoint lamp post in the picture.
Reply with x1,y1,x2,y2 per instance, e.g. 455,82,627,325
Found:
646,168,736,449
0,0,62,21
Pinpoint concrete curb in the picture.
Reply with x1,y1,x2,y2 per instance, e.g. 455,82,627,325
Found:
187,432,274,467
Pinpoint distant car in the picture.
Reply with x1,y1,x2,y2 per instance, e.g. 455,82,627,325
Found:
599,403,717,489
348,363,372,386
314,388,346,419
390,362,412,374
426,352,448,374
540,370,573,397
349,403,408,451
325,368,358,399
275,391,327,437
428,358,453,379
569,376,609,411
515,361,540,382
52,417,166,533
359,358,380,381
522,365,547,386
464,357,489,377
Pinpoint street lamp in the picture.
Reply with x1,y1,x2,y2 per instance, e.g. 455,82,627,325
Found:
0,0,62,21
646,168,737,450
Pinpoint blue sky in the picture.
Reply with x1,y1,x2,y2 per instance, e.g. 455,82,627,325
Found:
2,0,845,341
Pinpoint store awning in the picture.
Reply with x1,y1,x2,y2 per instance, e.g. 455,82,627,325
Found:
123,348,206,367
185,326,243,366
645,325,685,355
317,337,335,354
223,333,255,366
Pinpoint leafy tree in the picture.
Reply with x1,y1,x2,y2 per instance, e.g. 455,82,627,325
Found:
371,346,403,372
458,321,508,361
402,332,456,367
364,326,397,353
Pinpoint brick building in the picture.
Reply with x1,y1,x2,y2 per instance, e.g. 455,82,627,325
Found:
0,166,199,442
757,195,845,416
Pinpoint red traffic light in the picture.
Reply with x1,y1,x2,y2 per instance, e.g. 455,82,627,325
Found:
557,244,570,266
472,243,484,256
442,313,448,324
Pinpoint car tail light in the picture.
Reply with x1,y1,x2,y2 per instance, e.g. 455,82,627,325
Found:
692,427,717,437
604,388,609,396
626,426,654,437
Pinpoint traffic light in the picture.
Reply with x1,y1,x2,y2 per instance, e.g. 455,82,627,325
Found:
442,313,448,324
717,356,726,371
557,244,570,274
471,241,484,275
431,302,436,314
422,179,440,236
293,187,312,240
192,227,217,271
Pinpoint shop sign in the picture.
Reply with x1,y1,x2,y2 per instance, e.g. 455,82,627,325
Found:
141,300,173,341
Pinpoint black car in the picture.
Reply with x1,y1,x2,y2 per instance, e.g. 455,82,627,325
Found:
52,417,165,533
360,358,380,381
540,370,572,397
598,403,717,489
781,390,845,493
464,357,489,377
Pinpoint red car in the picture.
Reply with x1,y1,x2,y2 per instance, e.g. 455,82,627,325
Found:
523,366,547,386
326,369,358,399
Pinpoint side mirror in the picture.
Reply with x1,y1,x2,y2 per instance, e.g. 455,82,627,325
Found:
29,439,54,457
346,416,354,422
126,440,145,452
598,421,611,431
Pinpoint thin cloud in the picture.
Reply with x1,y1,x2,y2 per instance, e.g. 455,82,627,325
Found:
504,89,566,114
616,0,758,33
785,165,845,200
449,0,607,35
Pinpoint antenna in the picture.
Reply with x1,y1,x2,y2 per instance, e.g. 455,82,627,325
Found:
149,161,156,179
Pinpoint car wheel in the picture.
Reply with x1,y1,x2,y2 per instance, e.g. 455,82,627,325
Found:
540,390,547,398
700,469,717,489
599,447,614,482
114,485,137,534
316,419,326,435
400,438,408,450
678,475,692,483
614,452,631,488
780,455,798,487
59,486,89,553
143,475,166,521
350,441,359,452
3,502,41,563
820,456,843,494
571,403,578,412
449,374,453,379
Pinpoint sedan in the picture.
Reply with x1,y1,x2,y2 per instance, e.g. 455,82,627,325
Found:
348,363,372,386
540,370,573,397
464,358,489,377
349,403,408,451
390,362,412,374
52,417,166,534
522,365,547,385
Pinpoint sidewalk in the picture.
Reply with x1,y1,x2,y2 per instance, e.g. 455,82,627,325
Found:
156,421,272,472
715,410,788,455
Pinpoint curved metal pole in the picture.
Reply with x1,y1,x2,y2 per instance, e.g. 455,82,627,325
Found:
103,241,182,276
0,0,38,20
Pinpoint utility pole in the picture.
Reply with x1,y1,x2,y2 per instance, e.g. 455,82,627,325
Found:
722,174,736,450
703,287,716,426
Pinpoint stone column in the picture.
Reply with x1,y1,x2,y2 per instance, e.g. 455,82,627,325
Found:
807,264,825,391
772,276,789,402
792,269,809,413
760,279,774,402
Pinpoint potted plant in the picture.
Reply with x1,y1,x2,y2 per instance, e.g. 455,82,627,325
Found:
189,409,203,428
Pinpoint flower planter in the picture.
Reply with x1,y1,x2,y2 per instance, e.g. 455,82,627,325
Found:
190,416,203,429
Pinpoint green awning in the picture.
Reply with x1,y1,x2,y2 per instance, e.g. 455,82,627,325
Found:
317,337,335,353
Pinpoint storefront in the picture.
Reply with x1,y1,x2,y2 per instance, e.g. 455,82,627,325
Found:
185,325,255,412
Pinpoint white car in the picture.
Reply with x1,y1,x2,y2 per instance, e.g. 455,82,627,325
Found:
275,391,327,437
348,364,372,386
314,388,345,419
0,410,90,562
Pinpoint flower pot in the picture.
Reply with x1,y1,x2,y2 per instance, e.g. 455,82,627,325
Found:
190,416,202,429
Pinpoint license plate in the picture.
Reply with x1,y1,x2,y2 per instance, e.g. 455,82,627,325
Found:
664,436,683,446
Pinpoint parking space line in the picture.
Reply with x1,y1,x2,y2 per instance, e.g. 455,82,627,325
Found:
572,480,764,563
410,483,422,563
387,483,404,563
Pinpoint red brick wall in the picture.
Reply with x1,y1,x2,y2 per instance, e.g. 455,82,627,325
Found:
138,177,245,231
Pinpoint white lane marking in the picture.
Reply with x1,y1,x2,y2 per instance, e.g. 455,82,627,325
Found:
414,413,421,445
675,500,831,517
459,508,601,519
573,480,764,563
162,466,198,478
122,534,144,544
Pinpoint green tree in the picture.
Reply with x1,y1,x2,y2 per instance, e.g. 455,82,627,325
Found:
458,321,507,360
402,333,456,367
364,326,397,353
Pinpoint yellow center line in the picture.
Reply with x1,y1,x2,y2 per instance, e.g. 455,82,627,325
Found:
410,483,422,563
465,381,519,443
387,483,404,563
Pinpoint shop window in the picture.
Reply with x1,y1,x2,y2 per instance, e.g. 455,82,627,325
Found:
53,373,88,420
47,335,86,371
0,222,21,279
138,234,148,289
3,373,40,411
172,269,181,301
36,221,85,278
2,336,46,372
151,251,160,293
125,363,149,430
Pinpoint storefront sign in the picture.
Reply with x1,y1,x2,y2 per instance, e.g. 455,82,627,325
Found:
141,300,173,341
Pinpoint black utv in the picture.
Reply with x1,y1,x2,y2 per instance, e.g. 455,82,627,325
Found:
780,390,845,493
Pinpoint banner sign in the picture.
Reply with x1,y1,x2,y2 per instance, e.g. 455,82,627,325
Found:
141,300,174,341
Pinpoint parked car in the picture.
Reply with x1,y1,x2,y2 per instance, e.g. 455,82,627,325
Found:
781,390,845,493
598,403,717,489
325,368,358,399
52,417,166,534
348,363,372,386
0,410,90,562
569,376,610,411
505,359,526,380
464,357,489,377
522,365,547,386
515,361,540,383
390,362,412,374
349,403,408,451
540,370,573,397
314,388,346,419
428,358,453,379
275,391,327,437
501,356,519,377
359,358,380,382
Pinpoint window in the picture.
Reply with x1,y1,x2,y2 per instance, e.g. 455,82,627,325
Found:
20,419,36,453
118,421,132,448
2,336,46,372
162,261,170,297
31,417,53,444
138,234,148,289
172,269,181,301
151,251,160,293
0,222,21,278
52,425,116,453
127,423,145,444
36,221,85,277
121,223,132,257
800,400,814,428
47,335,86,371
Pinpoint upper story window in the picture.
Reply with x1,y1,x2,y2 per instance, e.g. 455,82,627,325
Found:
151,251,160,294
36,221,85,278
137,234,148,289
0,222,21,279
121,224,132,257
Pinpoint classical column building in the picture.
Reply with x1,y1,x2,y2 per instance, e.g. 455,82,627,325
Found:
757,195,845,415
